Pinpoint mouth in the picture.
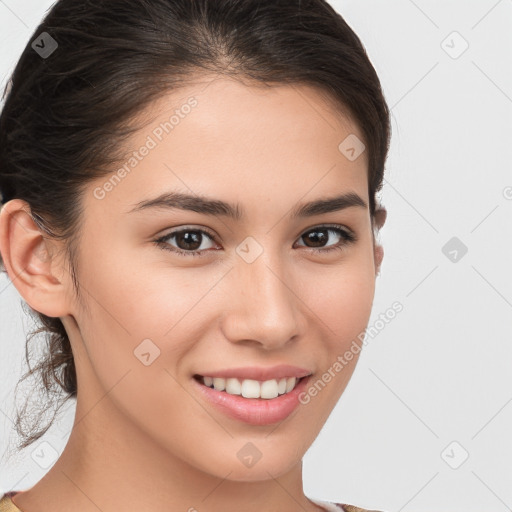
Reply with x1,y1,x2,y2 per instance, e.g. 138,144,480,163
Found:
193,374,308,400
191,372,313,425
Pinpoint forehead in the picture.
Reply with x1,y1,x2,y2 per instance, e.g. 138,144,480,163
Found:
157,75,365,150
85,76,369,220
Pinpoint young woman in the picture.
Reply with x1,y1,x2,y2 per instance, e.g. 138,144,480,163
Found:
0,0,390,510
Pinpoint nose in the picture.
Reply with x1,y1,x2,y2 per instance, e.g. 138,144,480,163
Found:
220,251,302,350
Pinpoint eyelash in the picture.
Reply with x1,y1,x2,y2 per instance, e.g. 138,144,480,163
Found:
152,224,357,258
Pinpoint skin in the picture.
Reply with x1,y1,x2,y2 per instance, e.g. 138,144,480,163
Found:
0,76,386,512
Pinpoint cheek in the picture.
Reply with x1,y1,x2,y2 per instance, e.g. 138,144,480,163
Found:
76,250,222,379
296,264,375,416
72,254,206,437
79,241,190,333
308,258,376,344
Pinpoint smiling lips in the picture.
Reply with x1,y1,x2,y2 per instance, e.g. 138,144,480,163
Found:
193,364,312,400
192,364,313,424
197,375,301,399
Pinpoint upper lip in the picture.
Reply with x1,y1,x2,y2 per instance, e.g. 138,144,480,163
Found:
195,364,313,382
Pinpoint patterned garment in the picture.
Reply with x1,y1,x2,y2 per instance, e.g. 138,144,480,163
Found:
340,506,382,512
310,498,383,512
0,493,20,512
0,491,384,512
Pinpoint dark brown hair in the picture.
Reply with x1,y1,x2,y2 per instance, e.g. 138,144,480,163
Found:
0,0,390,452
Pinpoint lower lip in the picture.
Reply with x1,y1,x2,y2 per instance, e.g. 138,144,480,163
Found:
192,375,312,426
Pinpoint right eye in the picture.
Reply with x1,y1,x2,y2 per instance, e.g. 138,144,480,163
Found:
153,227,219,258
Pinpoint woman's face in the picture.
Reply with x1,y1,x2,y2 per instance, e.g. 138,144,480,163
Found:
60,76,383,480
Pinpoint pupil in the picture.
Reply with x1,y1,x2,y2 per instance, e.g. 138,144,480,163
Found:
178,231,201,250
306,229,327,247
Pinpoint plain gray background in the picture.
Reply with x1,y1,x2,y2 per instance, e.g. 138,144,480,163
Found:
0,1,511,510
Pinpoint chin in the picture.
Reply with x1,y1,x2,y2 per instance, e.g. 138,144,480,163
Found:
208,444,303,482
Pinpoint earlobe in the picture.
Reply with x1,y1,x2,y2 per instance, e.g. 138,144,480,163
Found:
374,205,387,231
373,205,387,276
0,199,69,317
374,244,384,275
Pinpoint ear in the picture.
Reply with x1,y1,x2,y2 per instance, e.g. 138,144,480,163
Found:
372,205,387,276
0,199,71,317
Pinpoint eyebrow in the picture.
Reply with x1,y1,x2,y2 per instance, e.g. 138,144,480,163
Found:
126,191,367,219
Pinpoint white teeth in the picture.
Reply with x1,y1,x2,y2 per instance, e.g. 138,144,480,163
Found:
241,379,261,398
225,377,241,395
260,379,278,399
213,377,225,391
200,375,300,399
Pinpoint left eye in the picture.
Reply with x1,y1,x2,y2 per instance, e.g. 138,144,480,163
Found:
153,224,356,258
296,225,356,253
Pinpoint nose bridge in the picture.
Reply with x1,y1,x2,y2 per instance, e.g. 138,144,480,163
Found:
221,242,301,348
